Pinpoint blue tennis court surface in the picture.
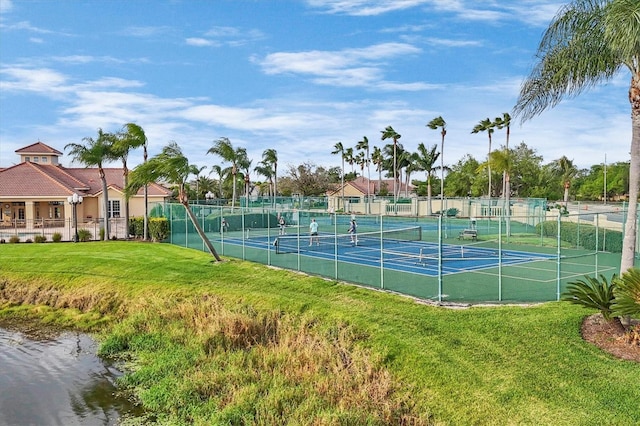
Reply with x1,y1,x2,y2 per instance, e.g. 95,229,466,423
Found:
215,232,556,277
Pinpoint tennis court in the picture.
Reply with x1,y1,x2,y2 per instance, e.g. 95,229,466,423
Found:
161,203,631,303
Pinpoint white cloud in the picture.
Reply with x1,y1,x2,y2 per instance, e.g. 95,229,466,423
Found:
185,37,217,47
0,0,12,13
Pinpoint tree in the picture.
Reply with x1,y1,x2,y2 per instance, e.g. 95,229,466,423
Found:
371,146,384,194
331,142,346,211
426,116,447,203
487,149,514,234
415,143,440,215
381,126,401,205
254,161,274,199
446,155,483,197
493,113,512,199
66,129,115,239
356,136,371,213
552,156,578,207
261,148,278,206
111,123,147,239
513,0,639,274
127,142,221,261
192,165,207,202
209,164,225,199
286,162,334,196
208,137,244,209
471,118,495,197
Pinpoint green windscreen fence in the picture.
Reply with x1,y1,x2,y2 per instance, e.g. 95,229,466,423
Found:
156,201,638,304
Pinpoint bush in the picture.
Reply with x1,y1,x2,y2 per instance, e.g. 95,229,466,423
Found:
52,232,62,242
99,227,105,241
78,229,93,242
149,217,170,241
129,217,145,238
25,238,33,243
34,235,47,243
535,220,623,253
612,268,640,319
9,235,19,244
562,274,618,320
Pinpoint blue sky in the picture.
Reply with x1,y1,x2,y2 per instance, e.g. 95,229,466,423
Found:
0,0,632,178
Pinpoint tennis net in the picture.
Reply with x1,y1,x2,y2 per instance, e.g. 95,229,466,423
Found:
417,240,553,263
275,226,422,254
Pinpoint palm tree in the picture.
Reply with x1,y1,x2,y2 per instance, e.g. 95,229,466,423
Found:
415,143,440,215
426,116,447,204
371,146,384,195
471,118,495,197
66,129,115,239
127,142,221,261
261,149,278,207
402,151,419,198
493,113,512,198
237,149,251,208
208,137,244,209
513,0,639,274
344,147,355,176
356,136,371,213
254,161,274,200
331,142,346,211
552,156,578,208
381,126,401,207
487,149,514,234
193,165,207,203
111,123,147,239
210,164,224,199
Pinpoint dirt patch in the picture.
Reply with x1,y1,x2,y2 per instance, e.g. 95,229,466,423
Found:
581,314,640,363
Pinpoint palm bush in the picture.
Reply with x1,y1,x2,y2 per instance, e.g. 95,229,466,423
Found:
612,268,640,319
78,229,93,242
562,274,624,332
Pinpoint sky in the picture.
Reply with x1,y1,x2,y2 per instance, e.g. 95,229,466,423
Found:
0,0,633,181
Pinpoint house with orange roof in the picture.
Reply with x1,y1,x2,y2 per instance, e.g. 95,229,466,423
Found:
327,176,415,214
0,142,171,238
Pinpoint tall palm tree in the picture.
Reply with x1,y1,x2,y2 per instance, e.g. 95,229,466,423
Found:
513,0,639,274
192,165,207,203
254,160,274,200
493,113,512,198
210,164,224,199
553,156,578,208
111,123,147,239
237,149,251,208
331,142,346,211
381,126,401,206
402,151,419,198
471,118,495,197
415,143,440,215
487,149,514,234
261,148,278,207
426,116,447,204
208,137,244,209
344,147,355,176
356,136,371,213
127,142,221,261
371,146,384,195
66,129,115,239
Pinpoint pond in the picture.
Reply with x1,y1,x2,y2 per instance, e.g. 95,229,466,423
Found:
0,326,142,425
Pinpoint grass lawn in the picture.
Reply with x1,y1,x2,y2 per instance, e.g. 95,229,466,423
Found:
1,241,638,425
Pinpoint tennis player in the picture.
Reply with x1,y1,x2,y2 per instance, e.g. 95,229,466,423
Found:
309,218,319,246
348,219,357,245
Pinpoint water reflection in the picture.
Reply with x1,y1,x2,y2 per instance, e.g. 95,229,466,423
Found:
0,327,141,426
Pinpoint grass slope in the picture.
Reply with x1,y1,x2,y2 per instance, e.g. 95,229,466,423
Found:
0,242,638,425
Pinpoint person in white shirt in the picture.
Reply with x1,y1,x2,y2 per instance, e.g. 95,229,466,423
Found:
309,218,319,246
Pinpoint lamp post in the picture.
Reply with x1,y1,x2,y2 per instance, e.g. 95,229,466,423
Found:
205,191,214,204
67,193,83,242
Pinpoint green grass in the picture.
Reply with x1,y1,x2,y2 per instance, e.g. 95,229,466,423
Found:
1,241,639,425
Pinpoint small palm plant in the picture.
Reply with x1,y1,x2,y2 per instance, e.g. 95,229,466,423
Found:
612,268,640,319
561,274,625,333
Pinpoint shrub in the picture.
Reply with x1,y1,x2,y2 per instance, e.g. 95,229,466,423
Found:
129,217,145,238
78,229,93,242
52,232,62,242
149,217,170,241
0,239,5,244
562,274,625,332
535,220,623,253
34,235,47,243
99,227,105,241
9,235,19,244
24,238,33,243
612,268,640,319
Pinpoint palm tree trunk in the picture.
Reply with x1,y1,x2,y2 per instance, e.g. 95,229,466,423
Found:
182,201,222,261
99,170,110,239
620,92,639,273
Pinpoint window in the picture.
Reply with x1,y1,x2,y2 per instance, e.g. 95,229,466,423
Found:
108,200,121,218
25,156,30,162
41,157,48,163
33,157,39,163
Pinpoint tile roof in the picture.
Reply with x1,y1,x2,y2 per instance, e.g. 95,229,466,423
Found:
327,176,414,196
15,141,63,155
0,163,171,197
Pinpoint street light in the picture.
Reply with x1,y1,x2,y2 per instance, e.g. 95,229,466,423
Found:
205,191,214,204
67,193,83,242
